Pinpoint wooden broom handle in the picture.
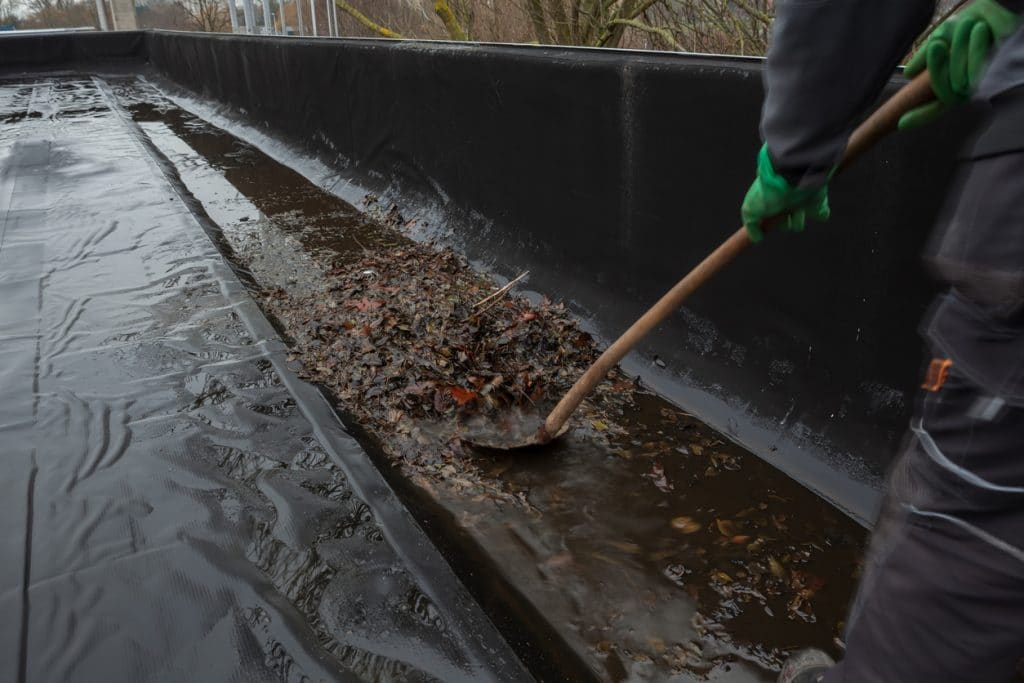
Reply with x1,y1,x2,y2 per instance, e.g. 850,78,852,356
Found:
540,71,935,441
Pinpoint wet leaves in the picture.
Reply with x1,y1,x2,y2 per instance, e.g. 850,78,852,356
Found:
262,241,628,504
252,230,861,676
347,297,383,312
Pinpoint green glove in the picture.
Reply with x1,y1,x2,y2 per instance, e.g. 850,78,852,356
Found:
741,144,831,243
900,0,1021,130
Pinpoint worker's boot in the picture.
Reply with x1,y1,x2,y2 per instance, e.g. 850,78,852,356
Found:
777,649,834,683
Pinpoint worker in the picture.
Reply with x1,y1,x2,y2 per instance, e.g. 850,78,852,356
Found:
740,1,1024,681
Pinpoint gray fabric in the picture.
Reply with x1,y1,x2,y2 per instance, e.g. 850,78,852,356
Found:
823,363,1024,682
762,0,1024,186
925,290,1024,406
761,0,935,187
762,6,1024,680
926,93,1024,324
979,25,1024,98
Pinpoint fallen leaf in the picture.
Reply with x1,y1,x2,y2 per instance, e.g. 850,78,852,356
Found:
347,297,383,312
644,462,673,492
449,386,478,406
671,516,702,534
715,518,738,537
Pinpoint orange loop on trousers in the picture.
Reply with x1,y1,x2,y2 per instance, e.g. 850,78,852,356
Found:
922,358,953,392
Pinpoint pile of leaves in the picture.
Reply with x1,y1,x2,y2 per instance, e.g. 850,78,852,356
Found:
263,242,624,500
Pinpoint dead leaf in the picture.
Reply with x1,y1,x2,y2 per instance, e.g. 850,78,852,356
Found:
645,462,673,492
347,297,383,312
449,386,478,406
671,516,702,534
715,518,738,537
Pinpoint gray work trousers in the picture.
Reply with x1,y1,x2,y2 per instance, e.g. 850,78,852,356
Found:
824,89,1024,682
823,355,1024,682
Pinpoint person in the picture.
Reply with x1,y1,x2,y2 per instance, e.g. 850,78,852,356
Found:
740,1,1024,681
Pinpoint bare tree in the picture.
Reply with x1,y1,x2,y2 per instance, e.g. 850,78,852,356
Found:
137,0,192,29
6,0,962,57
176,0,230,31
19,0,102,29
329,0,778,54
335,0,406,37
334,0,470,40
642,0,773,55
0,0,19,24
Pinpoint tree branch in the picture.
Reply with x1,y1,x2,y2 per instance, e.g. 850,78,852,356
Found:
525,0,553,44
335,0,405,38
434,0,468,40
604,16,684,51
623,0,660,21
546,0,571,44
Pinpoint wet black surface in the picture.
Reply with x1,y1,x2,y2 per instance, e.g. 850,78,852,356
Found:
0,75,528,682
144,32,984,529
103,77,870,681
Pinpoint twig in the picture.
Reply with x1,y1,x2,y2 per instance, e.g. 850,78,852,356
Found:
335,0,405,38
351,234,370,253
466,295,511,322
472,270,529,308
604,17,685,51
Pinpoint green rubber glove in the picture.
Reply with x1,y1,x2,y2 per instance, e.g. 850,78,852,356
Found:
900,0,1022,130
741,144,831,243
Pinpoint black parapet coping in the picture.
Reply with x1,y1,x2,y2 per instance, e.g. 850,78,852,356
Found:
0,29,147,68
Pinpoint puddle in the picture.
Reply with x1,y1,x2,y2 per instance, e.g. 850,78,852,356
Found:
112,76,866,682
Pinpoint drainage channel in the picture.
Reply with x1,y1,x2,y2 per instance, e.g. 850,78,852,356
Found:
112,75,866,683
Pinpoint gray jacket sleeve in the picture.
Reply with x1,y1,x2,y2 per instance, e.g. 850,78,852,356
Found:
762,0,936,188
